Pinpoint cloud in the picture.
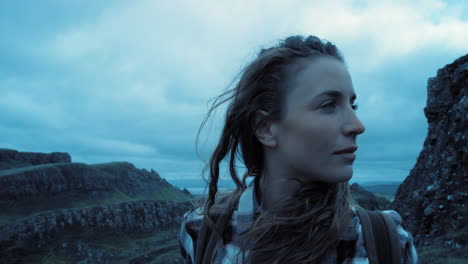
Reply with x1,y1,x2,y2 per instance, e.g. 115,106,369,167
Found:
0,0,466,183
76,137,158,156
294,0,467,68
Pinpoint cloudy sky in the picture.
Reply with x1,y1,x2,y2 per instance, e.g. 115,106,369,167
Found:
1,0,467,186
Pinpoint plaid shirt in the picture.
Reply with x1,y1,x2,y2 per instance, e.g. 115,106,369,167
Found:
179,180,418,263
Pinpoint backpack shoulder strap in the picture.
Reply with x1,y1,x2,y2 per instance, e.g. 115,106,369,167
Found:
356,208,379,263
194,211,229,264
379,211,404,264
194,198,234,264
356,208,402,264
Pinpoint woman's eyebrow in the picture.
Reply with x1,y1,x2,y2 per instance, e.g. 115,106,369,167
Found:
315,90,357,101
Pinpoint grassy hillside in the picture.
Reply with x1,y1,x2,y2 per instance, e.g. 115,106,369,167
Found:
0,162,192,226
0,159,194,264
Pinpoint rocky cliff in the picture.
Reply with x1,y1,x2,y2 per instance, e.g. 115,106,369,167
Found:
0,148,71,170
0,161,190,223
0,149,193,263
391,55,467,249
0,200,191,248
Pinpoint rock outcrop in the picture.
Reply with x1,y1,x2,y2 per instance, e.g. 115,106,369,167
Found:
0,149,194,263
0,200,191,248
0,148,71,170
0,163,112,200
391,55,467,248
0,161,191,217
92,162,180,197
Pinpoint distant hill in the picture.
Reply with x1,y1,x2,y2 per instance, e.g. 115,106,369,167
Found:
360,183,400,195
350,183,391,210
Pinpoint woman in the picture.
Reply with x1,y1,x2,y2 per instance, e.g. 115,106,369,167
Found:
179,35,417,263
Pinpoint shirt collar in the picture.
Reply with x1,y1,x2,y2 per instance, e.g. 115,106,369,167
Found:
234,179,259,235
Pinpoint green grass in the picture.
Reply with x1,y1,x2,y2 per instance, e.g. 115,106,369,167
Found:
0,162,71,177
73,188,137,208
372,192,395,202
148,187,191,202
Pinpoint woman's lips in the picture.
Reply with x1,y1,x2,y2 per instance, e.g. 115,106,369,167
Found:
334,152,356,161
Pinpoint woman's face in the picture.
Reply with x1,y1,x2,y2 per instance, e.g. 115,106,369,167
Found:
270,56,365,184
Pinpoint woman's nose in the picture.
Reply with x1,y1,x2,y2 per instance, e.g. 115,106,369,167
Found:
343,112,365,136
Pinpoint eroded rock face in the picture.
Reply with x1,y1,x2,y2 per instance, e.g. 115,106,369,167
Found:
0,161,192,216
391,55,468,248
0,200,191,248
0,148,71,170
0,150,193,263
0,163,112,200
94,162,182,198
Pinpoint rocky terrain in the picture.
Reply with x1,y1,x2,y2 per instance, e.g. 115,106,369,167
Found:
0,148,394,264
0,149,193,264
391,55,467,262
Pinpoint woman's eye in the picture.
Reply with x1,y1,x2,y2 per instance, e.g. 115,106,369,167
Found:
321,101,336,109
319,101,358,111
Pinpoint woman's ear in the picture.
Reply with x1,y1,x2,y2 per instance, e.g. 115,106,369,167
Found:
254,110,277,148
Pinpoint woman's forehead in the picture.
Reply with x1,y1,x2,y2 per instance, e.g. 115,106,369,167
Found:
283,56,354,106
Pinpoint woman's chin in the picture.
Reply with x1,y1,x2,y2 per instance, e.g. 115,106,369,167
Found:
330,168,353,183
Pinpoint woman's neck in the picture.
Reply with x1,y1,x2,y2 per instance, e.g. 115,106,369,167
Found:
257,170,303,212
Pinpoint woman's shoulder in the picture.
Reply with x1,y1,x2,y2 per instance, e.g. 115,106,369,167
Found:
352,207,418,263
353,209,413,246
181,207,204,238
180,193,236,235
380,210,403,226
352,207,404,227
380,210,418,263
179,206,204,264
178,193,238,263
380,210,413,239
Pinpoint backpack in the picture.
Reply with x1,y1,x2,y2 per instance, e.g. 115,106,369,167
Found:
194,208,404,264
355,208,405,264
